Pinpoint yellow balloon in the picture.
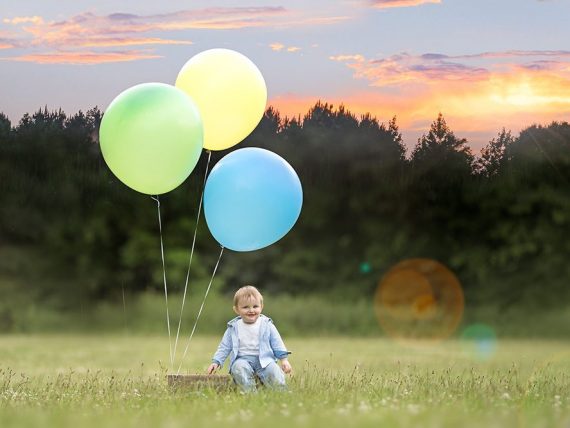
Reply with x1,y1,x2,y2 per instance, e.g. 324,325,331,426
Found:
175,49,267,151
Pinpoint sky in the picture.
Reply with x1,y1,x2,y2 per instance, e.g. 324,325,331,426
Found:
1,0,569,152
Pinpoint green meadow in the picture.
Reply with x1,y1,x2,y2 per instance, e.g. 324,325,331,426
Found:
2,110,570,428
1,335,569,428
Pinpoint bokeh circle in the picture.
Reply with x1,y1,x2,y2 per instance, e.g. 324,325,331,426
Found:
374,258,465,341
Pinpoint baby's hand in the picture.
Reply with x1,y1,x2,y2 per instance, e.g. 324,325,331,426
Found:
207,363,219,375
281,359,292,374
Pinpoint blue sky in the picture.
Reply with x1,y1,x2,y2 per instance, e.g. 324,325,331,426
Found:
1,0,569,150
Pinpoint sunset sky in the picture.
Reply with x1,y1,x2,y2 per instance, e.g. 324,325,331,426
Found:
1,0,569,151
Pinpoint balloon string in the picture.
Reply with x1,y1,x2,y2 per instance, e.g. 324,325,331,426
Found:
172,151,212,368
151,195,174,370
176,246,224,375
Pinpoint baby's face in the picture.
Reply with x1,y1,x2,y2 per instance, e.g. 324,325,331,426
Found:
234,296,263,324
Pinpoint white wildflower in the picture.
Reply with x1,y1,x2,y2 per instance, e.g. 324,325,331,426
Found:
407,404,421,414
358,401,370,412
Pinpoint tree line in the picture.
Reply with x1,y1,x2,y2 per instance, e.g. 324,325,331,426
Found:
0,103,569,312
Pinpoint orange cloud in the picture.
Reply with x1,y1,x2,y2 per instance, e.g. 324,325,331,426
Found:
2,8,289,55
2,7,345,63
0,30,19,49
270,43,285,51
6,8,288,37
6,7,343,49
3,16,44,25
371,0,441,8
4,50,161,65
79,37,192,48
270,43,302,53
270,61,570,152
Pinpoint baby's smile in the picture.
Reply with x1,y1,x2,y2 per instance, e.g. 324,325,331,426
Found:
235,295,263,323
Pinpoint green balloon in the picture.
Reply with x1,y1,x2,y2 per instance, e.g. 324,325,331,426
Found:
99,83,203,195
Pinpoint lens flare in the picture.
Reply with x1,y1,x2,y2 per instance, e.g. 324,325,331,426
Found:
360,262,372,274
374,258,464,341
460,323,497,360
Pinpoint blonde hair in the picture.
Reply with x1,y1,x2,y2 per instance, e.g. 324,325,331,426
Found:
233,285,263,307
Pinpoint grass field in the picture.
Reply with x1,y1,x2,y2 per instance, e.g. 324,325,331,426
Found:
0,335,569,427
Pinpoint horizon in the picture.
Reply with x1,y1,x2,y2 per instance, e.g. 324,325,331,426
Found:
2,101,566,158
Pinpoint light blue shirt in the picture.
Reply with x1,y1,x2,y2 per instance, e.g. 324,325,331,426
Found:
212,314,291,369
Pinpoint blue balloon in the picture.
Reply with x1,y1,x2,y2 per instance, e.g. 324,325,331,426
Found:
204,148,303,252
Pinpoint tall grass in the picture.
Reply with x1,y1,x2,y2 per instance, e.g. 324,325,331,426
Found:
2,289,570,338
0,335,569,428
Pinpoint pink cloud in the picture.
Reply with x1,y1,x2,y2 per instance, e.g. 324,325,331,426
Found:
450,50,570,60
2,7,345,64
0,30,19,49
0,41,16,49
280,16,349,26
340,53,488,86
371,0,441,9
2,8,288,59
3,50,161,65
5,7,336,49
74,37,192,48
330,54,365,62
333,50,570,87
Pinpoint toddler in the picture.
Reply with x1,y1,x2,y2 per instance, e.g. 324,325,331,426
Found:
207,285,292,392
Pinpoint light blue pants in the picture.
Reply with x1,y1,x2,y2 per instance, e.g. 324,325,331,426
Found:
230,355,286,392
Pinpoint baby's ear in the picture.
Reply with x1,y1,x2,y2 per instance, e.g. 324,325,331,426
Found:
233,306,239,315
